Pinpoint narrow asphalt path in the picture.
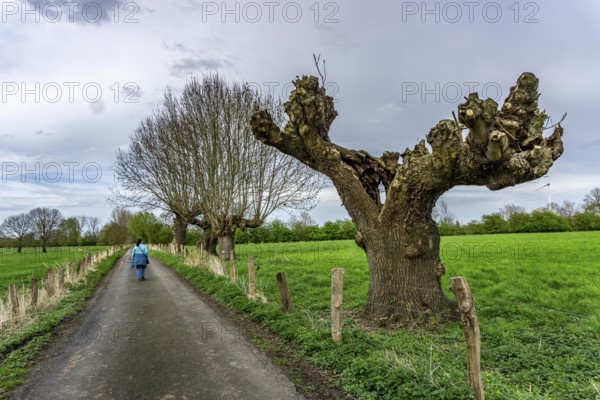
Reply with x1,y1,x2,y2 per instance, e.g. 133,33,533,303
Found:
10,256,305,400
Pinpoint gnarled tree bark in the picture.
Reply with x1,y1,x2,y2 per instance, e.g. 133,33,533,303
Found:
251,73,564,321
172,213,188,246
191,218,217,255
214,215,262,260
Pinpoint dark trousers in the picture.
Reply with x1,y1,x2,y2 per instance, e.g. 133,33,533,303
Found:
135,265,146,279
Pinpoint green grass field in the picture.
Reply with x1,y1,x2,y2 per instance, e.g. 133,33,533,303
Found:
163,231,600,399
0,246,108,299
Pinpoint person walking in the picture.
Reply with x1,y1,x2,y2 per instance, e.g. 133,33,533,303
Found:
130,238,149,281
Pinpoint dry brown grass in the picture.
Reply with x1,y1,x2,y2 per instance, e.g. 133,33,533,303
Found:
183,247,226,276
148,244,268,302
0,247,120,335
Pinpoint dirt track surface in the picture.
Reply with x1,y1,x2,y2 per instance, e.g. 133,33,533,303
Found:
9,256,305,400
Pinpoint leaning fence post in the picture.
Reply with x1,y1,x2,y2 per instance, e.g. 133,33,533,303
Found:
450,276,485,400
248,256,256,298
276,272,293,313
31,277,38,308
331,268,344,342
9,283,19,324
229,250,237,283
68,262,75,281
46,269,55,298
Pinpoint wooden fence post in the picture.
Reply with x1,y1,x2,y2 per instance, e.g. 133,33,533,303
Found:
9,283,19,323
276,272,292,313
248,256,256,298
331,268,344,342
31,278,38,308
46,269,55,298
450,276,485,400
68,262,75,281
59,266,65,293
229,250,237,283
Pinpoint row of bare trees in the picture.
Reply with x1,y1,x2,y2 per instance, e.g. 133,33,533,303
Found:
0,208,102,252
111,74,323,258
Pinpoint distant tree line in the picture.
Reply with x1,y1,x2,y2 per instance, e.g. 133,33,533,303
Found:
3,188,599,248
234,214,357,244
234,188,600,243
0,207,102,251
435,187,600,235
0,207,174,249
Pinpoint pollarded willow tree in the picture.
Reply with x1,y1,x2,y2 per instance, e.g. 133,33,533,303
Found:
112,91,202,245
251,72,564,320
178,75,322,259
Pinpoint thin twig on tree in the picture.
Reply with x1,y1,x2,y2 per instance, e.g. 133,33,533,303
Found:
543,112,567,131
313,53,327,87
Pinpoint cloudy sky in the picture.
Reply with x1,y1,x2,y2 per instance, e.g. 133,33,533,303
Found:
1,0,598,225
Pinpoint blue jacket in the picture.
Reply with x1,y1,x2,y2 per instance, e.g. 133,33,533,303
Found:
130,244,149,269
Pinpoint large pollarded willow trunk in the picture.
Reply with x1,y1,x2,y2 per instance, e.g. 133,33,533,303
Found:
198,228,218,255
251,72,564,322
217,228,235,260
363,212,449,318
172,214,187,246
215,216,261,260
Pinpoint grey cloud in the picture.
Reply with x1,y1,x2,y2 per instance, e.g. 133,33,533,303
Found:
163,41,190,52
163,40,233,78
170,57,228,78
24,1,137,24
90,101,106,114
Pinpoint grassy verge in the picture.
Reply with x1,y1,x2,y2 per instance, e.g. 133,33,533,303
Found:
155,231,600,399
154,250,472,399
0,249,126,394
